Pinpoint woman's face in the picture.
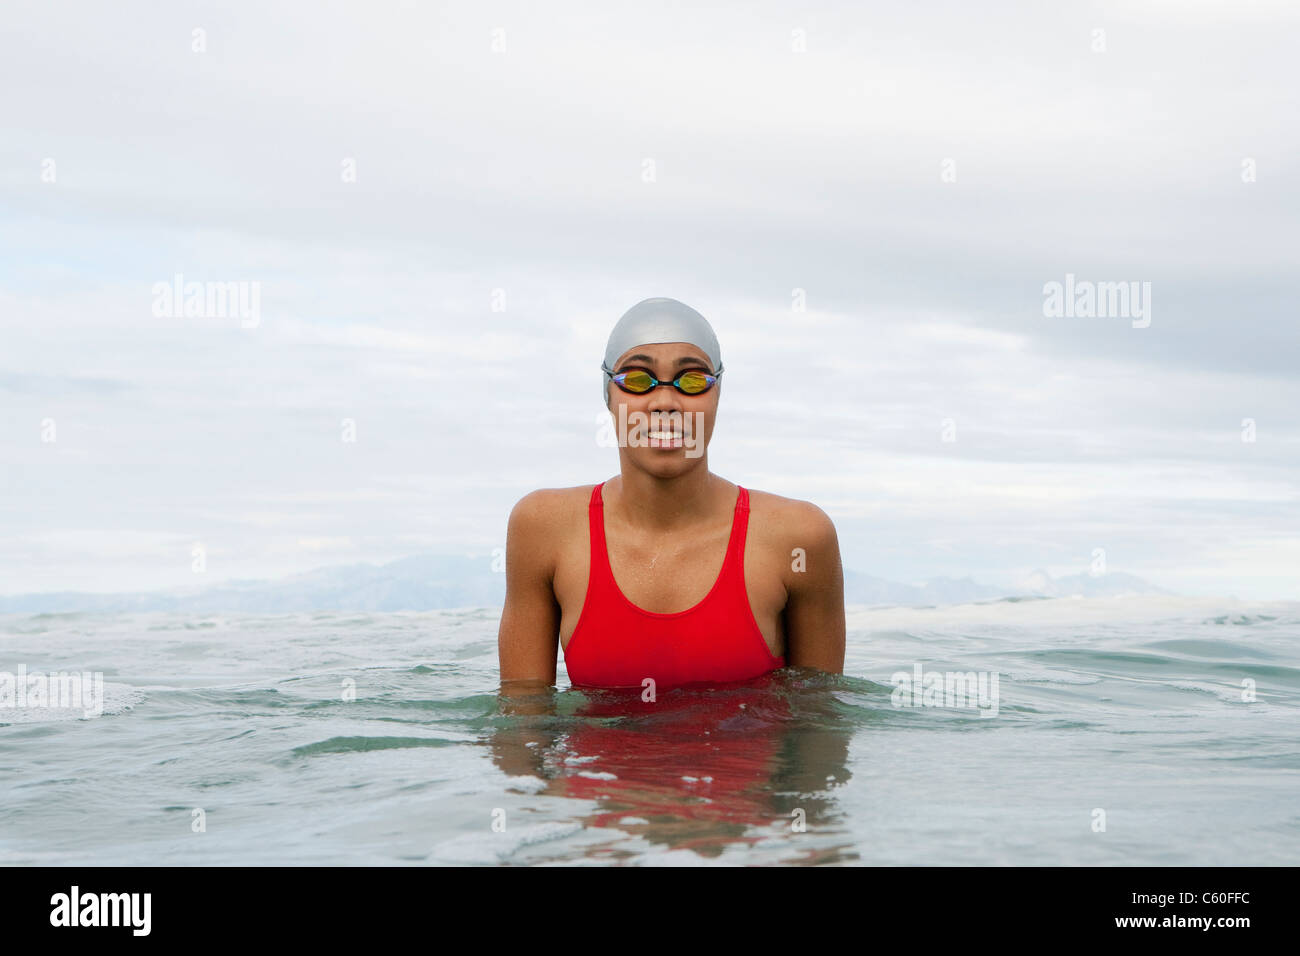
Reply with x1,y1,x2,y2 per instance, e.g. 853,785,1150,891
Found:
605,341,720,474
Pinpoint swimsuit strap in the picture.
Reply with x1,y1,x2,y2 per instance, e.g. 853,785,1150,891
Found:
588,481,611,589
731,485,750,569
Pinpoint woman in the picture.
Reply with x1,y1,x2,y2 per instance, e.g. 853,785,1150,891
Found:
497,297,845,691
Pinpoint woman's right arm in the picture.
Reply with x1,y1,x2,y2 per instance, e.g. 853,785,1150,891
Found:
497,490,562,689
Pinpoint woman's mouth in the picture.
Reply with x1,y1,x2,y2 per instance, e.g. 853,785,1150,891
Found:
647,430,683,447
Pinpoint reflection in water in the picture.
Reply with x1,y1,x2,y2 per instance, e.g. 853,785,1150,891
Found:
489,669,858,863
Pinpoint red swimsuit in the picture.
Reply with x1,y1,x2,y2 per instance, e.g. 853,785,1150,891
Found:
563,481,786,688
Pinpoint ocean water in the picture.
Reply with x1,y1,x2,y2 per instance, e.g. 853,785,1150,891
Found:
1,595,1297,866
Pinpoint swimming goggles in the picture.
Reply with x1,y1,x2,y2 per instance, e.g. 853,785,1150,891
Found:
602,363,723,396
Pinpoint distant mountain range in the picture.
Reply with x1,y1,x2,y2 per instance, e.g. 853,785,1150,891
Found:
0,556,503,615
0,555,1173,615
845,568,1174,607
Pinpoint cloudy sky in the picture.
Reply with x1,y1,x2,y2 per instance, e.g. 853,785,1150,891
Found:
1,0,1297,599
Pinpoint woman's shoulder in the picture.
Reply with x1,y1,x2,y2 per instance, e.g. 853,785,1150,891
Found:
742,486,838,539
508,483,602,524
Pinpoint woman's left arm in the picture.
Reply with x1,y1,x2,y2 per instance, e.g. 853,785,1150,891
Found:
782,502,846,673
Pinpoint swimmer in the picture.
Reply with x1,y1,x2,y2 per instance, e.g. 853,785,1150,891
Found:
497,297,846,691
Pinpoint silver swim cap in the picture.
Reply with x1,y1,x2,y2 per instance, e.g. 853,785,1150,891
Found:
601,297,723,405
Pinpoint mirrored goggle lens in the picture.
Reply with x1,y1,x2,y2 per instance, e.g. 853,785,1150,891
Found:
676,371,711,394
618,370,656,392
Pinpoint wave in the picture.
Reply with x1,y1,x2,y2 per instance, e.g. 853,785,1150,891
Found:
291,735,460,756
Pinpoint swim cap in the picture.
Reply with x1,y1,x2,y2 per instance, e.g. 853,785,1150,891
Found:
601,297,723,405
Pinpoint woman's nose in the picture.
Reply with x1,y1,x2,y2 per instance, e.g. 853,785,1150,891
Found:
646,384,683,411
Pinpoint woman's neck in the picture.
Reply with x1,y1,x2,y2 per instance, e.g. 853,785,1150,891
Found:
604,466,731,534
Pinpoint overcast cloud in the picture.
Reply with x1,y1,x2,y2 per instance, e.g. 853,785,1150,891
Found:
1,0,1297,599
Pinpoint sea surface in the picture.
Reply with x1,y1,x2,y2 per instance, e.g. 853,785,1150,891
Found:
1,595,1297,865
